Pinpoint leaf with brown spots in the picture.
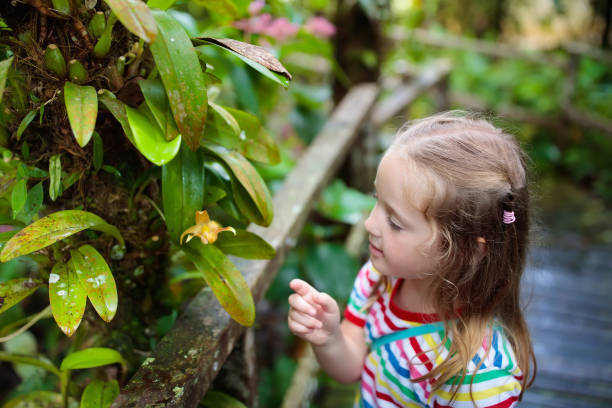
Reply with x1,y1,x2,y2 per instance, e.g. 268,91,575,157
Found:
64,81,98,148
183,240,254,327
0,278,43,315
0,210,124,262
150,10,208,150
49,262,87,336
71,245,118,323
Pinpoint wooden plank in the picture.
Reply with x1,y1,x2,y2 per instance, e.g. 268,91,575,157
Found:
111,83,380,408
519,388,612,408
370,59,451,127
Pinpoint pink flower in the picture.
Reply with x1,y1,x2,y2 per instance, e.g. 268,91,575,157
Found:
248,0,265,16
304,16,336,38
263,17,299,41
0,225,14,233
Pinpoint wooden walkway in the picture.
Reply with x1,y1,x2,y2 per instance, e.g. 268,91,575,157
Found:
518,246,612,408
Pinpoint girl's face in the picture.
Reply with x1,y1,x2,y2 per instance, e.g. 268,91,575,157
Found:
364,150,438,281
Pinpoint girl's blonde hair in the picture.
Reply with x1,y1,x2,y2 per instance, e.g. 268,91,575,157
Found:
368,111,535,403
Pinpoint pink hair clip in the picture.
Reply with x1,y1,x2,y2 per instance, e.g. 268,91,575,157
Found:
503,210,516,224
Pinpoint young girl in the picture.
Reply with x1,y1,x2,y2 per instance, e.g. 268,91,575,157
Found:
287,112,535,408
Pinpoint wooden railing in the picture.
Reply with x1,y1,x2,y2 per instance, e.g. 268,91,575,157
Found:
112,60,451,407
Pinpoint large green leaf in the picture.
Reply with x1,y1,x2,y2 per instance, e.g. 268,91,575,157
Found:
0,278,43,315
70,245,117,322
138,78,180,141
162,143,205,243
150,10,207,150
214,229,275,259
60,347,125,370
0,56,13,104
49,262,87,336
103,0,157,42
125,103,181,165
64,82,98,148
203,143,272,226
183,240,254,326
97,90,135,144
81,379,119,408
16,181,43,224
0,210,125,262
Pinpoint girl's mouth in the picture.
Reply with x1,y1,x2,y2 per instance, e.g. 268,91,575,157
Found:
369,243,383,257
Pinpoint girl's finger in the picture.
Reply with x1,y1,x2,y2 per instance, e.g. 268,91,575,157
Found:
289,309,323,330
289,279,318,299
313,292,337,313
288,293,317,316
288,318,312,335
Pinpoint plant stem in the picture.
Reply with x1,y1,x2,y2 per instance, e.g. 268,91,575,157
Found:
0,305,52,343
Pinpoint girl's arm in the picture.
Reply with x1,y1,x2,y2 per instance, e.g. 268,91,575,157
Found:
288,279,368,383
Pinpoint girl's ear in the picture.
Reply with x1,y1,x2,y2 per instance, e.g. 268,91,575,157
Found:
476,237,487,255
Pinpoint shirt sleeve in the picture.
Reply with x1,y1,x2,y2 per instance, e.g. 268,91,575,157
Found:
343,260,381,327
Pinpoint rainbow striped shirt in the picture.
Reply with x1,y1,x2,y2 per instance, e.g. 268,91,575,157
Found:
344,261,523,408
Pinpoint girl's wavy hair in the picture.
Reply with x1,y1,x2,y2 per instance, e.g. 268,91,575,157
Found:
367,111,536,404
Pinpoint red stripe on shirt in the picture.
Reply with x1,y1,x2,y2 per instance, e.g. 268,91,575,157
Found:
376,391,403,407
344,308,366,327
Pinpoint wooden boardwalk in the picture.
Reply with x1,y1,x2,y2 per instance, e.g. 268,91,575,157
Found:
518,246,612,408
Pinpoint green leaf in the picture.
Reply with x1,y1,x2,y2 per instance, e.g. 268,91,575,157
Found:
203,185,226,205
138,78,180,141
125,103,181,165
146,0,177,10
60,347,125,370
70,245,117,322
0,56,13,104
317,179,376,224
101,165,121,177
16,181,43,224
1,391,66,408
0,278,43,315
207,105,279,164
103,0,157,42
48,154,62,201
191,0,239,18
49,261,87,336
214,229,275,259
98,89,135,144
64,82,98,148
11,178,26,218
15,110,37,141
80,379,119,408
162,143,205,243
183,240,254,326
203,143,273,226
0,210,125,262
201,391,247,408
195,39,291,88
92,131,103,171
150,10,208,150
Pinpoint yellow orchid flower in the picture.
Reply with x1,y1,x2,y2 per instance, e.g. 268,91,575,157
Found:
180,210,236,245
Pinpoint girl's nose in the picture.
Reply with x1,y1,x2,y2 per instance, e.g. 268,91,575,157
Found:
364,206,379,237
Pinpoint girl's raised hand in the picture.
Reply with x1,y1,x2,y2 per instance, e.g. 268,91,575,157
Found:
288,279,341,346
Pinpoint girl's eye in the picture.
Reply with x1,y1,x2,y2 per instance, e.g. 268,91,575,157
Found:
387,216,402,230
